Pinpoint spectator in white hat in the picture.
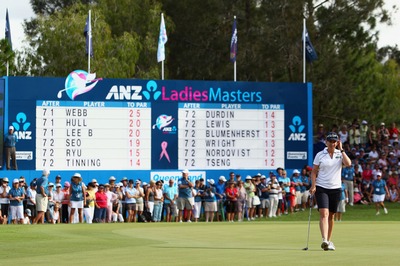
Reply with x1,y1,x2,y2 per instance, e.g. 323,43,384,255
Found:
360,120,369,145
109,176,116,192
370,172,389,215
291,169,303,211
23,209,32,225
177,169,194,222
9,178,25,224
215,176,226,221
204,179,217,222
164,179,178,223
4,125,18,170
244,175,256,221
69,173,86,223
33,169,50,224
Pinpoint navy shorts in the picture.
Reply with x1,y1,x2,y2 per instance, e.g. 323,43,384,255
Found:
315,186,341,213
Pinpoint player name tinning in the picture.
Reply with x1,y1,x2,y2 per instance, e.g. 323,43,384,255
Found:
66,159,101,167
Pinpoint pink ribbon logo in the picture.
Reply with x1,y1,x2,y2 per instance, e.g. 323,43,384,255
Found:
159,141,170,163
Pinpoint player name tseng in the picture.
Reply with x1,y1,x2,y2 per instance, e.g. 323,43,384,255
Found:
66,118,87,127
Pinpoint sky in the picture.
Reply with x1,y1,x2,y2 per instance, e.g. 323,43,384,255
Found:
0,0,399,51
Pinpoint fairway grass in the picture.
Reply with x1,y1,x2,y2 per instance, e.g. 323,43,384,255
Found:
1,220,400,265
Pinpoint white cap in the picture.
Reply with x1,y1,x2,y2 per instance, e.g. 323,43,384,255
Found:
182,169,189,174
293,169,300,174
48,182,54,187
42,169,50,176
207,179,215,185
9,126,14,130
219,176,226,182
72,173,81,178
261,175,266,179
3,177,9,182
362,120,368,125
13,178,19,184
109,176,116,181
376,171,382,176
91,179,97,183
245,175,252,180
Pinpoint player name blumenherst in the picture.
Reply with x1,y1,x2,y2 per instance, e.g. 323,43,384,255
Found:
205,129,260,138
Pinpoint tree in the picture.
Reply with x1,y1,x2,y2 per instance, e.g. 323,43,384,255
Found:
0,39,15,76
19,3,141,78
98,0,166,78
14,0,400,127
21,0,165,78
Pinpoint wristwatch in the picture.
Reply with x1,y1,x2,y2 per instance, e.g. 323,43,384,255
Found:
340,150,344,153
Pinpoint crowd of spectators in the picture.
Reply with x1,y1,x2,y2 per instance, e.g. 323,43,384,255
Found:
315,120,400,212
0,119,398,224
0,167,315,224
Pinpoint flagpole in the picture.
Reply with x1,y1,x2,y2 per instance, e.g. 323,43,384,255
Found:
6,61,9,76
157,13,167,80
161,60,164,80
88,10,91,74
303,18,306,83
161,13,164,80
233,16,236,82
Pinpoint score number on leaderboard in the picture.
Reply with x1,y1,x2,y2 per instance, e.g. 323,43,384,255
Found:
36,101,151,170
178,103,284,169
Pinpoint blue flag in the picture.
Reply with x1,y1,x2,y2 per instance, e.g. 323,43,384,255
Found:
157,13,168,62
84,14,93,57
230,18,237,62
5,9,12,50
304,28,317,62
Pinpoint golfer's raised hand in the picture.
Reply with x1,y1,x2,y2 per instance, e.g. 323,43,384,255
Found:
337,140,343,150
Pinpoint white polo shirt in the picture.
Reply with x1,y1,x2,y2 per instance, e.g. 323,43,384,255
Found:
313,148,343,189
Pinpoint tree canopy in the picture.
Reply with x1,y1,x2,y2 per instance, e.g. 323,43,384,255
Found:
0,0,399,127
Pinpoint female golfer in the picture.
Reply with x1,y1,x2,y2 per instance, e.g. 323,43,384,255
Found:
310,132,351,251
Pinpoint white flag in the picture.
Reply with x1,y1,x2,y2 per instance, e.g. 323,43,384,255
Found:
157,13,168,62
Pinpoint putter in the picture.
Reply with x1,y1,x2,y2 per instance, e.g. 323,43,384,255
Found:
303,195,313,251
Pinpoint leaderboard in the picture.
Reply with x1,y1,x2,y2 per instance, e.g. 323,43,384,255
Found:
36,101,151,170
178,103,285,169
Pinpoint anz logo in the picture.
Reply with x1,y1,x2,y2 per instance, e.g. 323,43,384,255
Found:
288,116,306,141
106,85,143,100
12,112,32,140
105,80,160,101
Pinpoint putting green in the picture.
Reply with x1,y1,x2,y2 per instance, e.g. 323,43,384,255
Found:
1,221,399,265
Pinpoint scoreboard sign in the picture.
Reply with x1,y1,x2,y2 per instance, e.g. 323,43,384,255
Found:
3,72,312,179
